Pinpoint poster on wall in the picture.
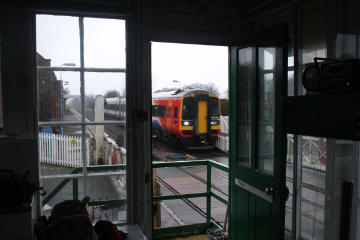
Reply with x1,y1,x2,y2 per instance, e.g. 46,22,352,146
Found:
162,0,238,16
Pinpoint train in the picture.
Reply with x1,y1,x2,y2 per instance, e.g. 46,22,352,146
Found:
103,89,221,149
104,97,126,120
152,89,221,149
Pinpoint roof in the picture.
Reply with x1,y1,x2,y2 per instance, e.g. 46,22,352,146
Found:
152,88,216,99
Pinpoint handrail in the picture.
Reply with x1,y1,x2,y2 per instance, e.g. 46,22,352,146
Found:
42,160,229,238
152,159,229,238
42,164,126,206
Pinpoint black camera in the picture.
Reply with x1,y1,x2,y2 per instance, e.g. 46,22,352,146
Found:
302,58,360,94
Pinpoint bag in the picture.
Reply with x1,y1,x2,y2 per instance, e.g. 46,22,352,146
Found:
94,220,128,240
45,197,98,240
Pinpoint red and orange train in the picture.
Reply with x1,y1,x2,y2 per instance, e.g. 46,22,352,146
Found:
152,89,221,149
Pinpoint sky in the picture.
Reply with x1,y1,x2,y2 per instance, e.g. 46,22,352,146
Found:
36,15,229,98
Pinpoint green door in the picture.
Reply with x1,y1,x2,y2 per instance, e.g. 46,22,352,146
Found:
230,25,288,240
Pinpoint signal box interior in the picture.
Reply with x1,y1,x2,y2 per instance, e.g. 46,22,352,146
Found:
1,0,360,239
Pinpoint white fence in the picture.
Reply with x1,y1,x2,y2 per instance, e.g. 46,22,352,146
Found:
39,132,89,167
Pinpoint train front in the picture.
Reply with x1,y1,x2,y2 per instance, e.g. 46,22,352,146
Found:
179,91,221,149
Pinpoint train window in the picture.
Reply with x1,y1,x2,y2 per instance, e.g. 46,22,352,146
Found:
152,105,166,118
174,107,178,118
182,98,194,120
208,98,219,117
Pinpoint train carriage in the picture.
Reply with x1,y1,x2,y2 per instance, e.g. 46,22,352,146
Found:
152,89,221,149
104,97,126,120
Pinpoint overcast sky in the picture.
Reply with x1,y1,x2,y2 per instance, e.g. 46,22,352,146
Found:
36,15,228,98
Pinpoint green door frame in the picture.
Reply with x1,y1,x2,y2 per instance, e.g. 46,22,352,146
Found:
229,24,288,240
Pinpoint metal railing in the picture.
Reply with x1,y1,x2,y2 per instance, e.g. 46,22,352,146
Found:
42,160,229,239
152,160,228,238
42,164,126,207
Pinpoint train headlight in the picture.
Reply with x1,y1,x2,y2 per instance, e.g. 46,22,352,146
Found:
182,120,193,126
210,120,219,125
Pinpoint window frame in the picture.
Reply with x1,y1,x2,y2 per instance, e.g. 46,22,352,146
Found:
36,15,127,195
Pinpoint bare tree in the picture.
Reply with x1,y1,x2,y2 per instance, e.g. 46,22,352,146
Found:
104,90,121,98
182,82,219,96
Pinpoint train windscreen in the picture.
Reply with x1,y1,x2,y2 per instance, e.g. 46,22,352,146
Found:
182,98,194,120
209,98,219,117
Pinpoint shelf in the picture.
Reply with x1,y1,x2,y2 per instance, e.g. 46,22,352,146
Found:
284,93,360,140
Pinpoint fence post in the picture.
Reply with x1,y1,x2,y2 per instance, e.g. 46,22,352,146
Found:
207,162,211,223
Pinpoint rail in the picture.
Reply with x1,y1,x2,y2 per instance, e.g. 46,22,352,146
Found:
152,160,228,239
42,164,126,207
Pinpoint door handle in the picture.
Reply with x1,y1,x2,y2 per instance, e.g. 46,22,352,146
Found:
265,187,275,196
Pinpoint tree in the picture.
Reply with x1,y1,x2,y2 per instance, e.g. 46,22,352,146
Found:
182,82,220,96
154,87,178,93
104,90,121,98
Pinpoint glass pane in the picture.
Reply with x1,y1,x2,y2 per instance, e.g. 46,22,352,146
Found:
288,70,294,97
85,124,126,166
300,136,326,240
86,175,126,224
39,125,89,177
41,176,81,216
36,15,80,67
285,134,294,232
84,72,126,122
257,48,275,174
38,71,80,123
237,47,254,165
84,18,126,68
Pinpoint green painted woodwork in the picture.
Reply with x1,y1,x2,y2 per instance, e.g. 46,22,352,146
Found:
152,160,229,238
153,192,208,201
44,160,228,239
42,164,126,206
230,25,288,240
153,222,217,239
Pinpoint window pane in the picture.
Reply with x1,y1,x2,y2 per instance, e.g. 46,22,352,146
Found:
39,126,89,177
85,124,126,165
36,15,80,67
38,71,80,123
300,136,326,240
208,98,219,117
84,18,126,68
182,98,194,120
257,48,275,174
86,175,126,224
84,72,126,122
285,134,294,232
237,47,254,166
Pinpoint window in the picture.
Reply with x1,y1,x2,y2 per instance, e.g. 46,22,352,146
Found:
182,98,194,120
152,105,166,118
37,15,127,223
208,98,219,117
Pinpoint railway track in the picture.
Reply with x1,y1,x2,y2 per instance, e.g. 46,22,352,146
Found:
156,175,210,220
